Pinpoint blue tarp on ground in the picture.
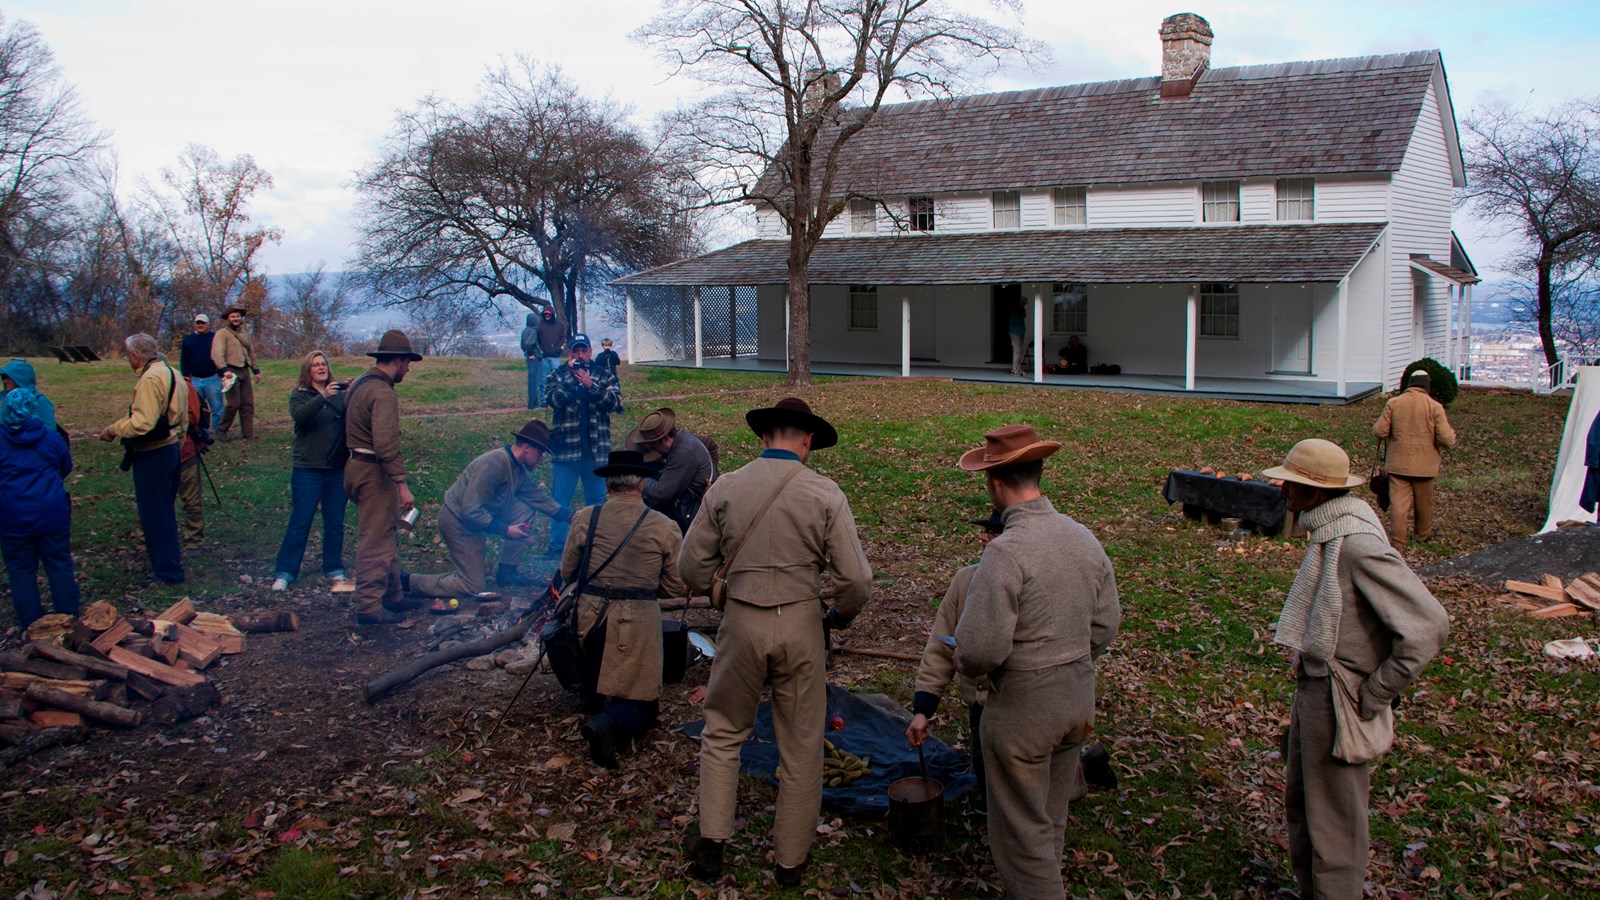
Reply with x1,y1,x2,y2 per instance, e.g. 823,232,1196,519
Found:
678,684,978,817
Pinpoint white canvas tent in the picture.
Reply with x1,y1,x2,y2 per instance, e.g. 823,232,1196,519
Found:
1540,366,1600,533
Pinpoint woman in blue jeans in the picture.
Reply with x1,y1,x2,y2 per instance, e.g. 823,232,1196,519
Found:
272,352,350,591
0,389,79,628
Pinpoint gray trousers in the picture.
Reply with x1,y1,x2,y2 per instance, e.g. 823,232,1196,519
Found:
409,502,535,597
1286,674,1371,899
982,661,1094,900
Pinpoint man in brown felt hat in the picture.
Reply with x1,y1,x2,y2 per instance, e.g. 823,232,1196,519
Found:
403,420,567,600
954,424,1121,900
1262,438,1448,898
680,397,872,888
627,407,714,533
210,305,260,441
344,330,422,625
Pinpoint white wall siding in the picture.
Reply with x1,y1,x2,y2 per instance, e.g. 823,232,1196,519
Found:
1090,184,1198,227
1241,178,1275,224
1314,176,1389,223
1020,190,1053,229
754,208,786,239
1387,82,1455,388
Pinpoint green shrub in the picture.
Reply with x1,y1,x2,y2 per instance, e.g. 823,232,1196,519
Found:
1401,357,1459,406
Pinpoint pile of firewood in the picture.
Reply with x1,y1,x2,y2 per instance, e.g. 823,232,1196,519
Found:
1500,574,1600,619
0,597,297,768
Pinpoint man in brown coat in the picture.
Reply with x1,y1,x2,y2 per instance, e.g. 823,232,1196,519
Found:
209,306,260,441
1373,371,1457,546
561,450,686,769
343,330,421,625
680,398,872,888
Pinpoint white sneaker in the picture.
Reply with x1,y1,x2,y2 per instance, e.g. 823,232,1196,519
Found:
271,577,290,592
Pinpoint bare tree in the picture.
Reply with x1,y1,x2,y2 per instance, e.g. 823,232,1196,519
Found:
637,0,1037,384
261,263,354,357
353,59,695,340
1460,98,1600,367
399,293,490,357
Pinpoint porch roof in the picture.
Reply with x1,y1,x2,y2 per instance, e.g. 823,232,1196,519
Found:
614,223,1386,288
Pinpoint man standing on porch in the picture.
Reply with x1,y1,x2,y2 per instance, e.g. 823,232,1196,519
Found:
1008,295,1028,378
1372,371,1457,546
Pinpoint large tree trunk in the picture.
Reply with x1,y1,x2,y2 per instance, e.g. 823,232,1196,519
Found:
786,233,812,386
1537,246,1559,368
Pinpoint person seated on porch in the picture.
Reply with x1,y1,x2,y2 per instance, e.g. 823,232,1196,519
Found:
1053,336,1088,374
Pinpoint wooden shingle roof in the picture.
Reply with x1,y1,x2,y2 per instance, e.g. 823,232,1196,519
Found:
614,224,1386,287
790,51,1441,197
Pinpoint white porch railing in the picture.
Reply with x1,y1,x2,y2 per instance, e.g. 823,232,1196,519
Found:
1532,357,1571,394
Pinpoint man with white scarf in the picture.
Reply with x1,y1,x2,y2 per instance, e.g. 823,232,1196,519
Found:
1263,439,1449,899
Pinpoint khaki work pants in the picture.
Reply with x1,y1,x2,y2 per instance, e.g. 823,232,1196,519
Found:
698,599,826,869
1285,674,1371,900
217,365,256,439
409,503,535,597
1387,475,1435,546
178,457,204,549
345,459,401,615
982,662,1095,900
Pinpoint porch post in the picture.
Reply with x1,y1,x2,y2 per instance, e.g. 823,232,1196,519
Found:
784,295,790,369
1463,282,1474,380
901,293,911,378
1336,277,1349,397
1185,284,1197,391
1032,286,1044,382
693,287,704,368
1444,284,1456,373
625,288,635,363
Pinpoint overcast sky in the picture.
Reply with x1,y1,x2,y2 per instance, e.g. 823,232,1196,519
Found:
10,0,1597,279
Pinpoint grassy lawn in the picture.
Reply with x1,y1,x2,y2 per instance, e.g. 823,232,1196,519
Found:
1,355,1596,897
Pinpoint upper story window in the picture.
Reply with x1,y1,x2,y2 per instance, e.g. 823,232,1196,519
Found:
849,198,877,234
1201,181,1240,223
992,190,1020,229
909,196,935,232
1051,283,1088,333
1199,282,1240,338
1276,177,1315,221
1052,186,1087,226
848,284,879,331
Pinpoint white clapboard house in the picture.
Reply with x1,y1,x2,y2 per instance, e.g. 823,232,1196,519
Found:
615,13,1479,402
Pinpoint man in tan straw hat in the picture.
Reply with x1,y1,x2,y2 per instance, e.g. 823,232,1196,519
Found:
628,407,714,532
953,423,1121,900
680,397,872,888
403,419,567,599
344,330,423,625
1262,438,1448,898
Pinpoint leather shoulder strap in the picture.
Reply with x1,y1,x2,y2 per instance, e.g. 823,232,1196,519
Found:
721,463,804,573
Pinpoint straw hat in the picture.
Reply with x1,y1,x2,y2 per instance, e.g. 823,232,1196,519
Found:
746,397,838,450
1261,438,1365,489
957,424,1062,471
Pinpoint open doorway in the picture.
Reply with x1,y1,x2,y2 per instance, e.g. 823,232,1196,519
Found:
990,283,1022,364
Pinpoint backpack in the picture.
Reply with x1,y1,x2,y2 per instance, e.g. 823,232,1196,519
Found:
185,378,214,448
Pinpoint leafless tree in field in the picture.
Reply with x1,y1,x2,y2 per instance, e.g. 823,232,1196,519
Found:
637,0,1038,385
262,263,355,357
1460,98,1600,368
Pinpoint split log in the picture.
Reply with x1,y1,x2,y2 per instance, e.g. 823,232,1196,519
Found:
225,611,298,634
79,600,121,632
1566,578,1600,611
24,614,75,643
365,615,537,703
24,684,140,728
104,646,206,688
835,646,921,663
0,651,89,682
146,681,220,727
1529,602,1585,619
0,672,102,698
171,624,223,668
0,726,88,769
188,613,247,652
0,696,23,720
1504,580,1569,603
1541,574,1564,591
89,620,132,655
154,597,196,625
151,620,178,641
148,637,180,666
124,671,172,702
25,643,130,681
0,723,33,746
28,710,83,728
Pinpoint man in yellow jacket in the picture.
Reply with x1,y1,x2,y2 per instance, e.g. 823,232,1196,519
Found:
99,333,187,585
1373,371,1457,546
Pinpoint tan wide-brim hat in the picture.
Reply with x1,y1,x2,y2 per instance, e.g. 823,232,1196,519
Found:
1261,438,1366,489
626,408,676,453
958,424,1062,471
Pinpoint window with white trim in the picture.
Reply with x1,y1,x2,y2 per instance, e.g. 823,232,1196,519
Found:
848,285,878,330
1052,186,1087,226
992,190,1020,229
1199,283,1240,338
1051,283,1088,333
849,198,877,234
1201,181,1240,223
1276,177,1315,221
909,196,935,232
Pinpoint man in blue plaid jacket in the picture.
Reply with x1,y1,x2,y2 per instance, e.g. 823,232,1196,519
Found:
543,333,624,555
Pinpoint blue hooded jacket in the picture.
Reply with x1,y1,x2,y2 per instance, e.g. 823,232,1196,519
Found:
0,359,58,432
0,404,72,537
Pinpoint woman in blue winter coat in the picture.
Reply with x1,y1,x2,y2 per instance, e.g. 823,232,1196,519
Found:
0,389,79,628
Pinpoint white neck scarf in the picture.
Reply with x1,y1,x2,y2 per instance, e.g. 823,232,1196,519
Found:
1274,494,1389,661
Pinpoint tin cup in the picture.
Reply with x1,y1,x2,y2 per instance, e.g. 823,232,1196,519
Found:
399,507,420,530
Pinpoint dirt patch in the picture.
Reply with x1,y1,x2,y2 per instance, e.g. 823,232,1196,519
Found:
1419,524,1600,586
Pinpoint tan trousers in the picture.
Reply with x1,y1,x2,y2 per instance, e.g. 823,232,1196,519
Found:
1285,674,1370,899
409,503,535,597
1387,475,1435,546
218,366,255,439
178,457,204,549
982,662,1094,900
345,460,401,615
698,599,826,869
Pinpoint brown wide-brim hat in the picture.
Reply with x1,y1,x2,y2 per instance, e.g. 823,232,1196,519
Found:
626,408,676,454
746,397,838,450
367,329,423,362
1261,438,1365,489
225,305,248,317
511,419,551,454
958,424,1062,471
593,449,662,479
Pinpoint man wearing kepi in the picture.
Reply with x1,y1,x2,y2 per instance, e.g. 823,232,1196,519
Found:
344,330,422,626
406,420,567,597
628,407,714,533
1263,438,1448,899
543,332,622,554
681,398,872,888
954,424,1120,900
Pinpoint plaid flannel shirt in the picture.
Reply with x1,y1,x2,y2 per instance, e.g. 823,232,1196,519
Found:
543,362,622,464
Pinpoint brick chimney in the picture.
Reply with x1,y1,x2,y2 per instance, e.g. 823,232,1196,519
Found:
1159,13,1213,98
802,68,842,115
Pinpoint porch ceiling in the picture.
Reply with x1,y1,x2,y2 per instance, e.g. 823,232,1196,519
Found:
614,223,1386,288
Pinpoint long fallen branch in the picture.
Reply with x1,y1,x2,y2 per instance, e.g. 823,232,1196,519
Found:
0,726,88,769
364,615,538,704
835,646,921,663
